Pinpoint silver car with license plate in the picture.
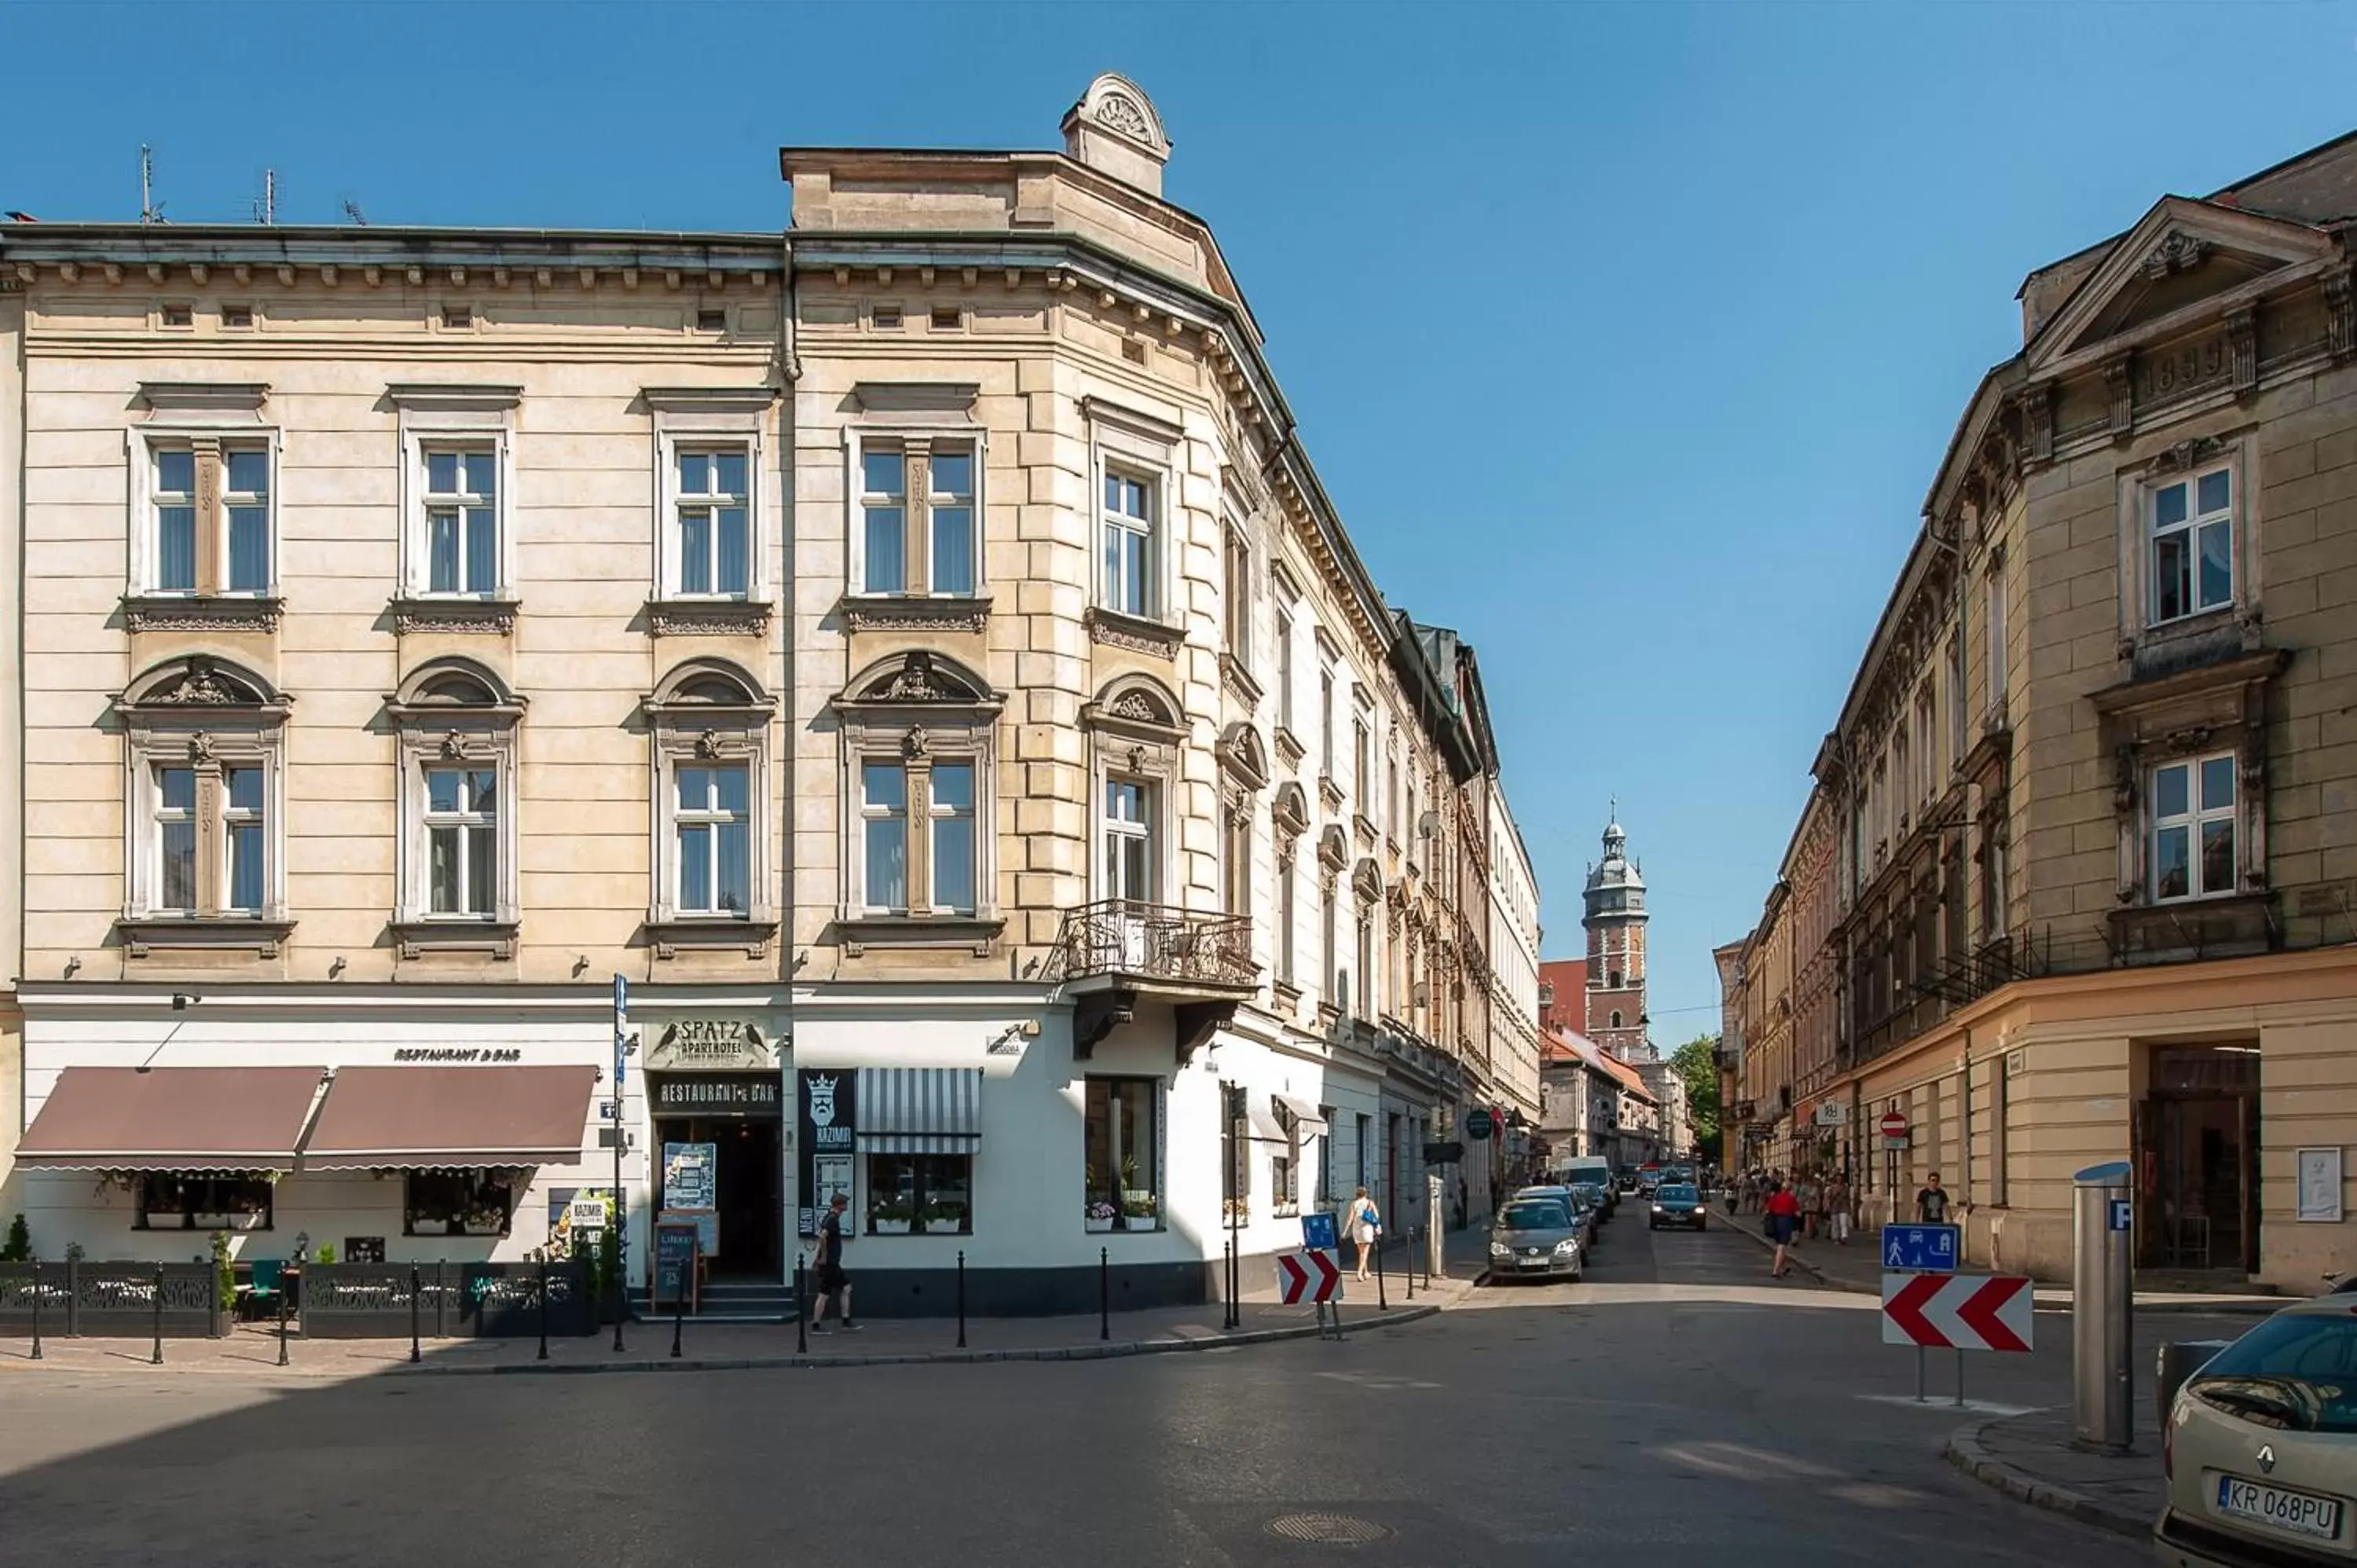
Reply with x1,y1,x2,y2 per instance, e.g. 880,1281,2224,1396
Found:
1487,1199,1585,1283
2154,1295,2357,1567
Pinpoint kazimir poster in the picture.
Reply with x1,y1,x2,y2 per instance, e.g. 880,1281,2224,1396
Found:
797,1069,856,1236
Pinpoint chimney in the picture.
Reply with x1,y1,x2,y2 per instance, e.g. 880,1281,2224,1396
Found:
1061,72,1171,198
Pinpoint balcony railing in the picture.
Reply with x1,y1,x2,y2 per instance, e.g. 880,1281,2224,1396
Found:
1044,899,1257,990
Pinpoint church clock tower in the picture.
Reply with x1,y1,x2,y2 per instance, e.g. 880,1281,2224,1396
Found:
1583,811,1651,1061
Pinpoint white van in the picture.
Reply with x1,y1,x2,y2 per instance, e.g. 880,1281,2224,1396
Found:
1557,1156,1618,1217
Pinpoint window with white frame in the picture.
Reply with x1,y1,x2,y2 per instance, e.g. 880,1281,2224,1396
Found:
1319,668,1336,781
1321,881,1339,1009
134,436,276,597
1277,849,1299,984
421,445,501,595
1223,525,1252,668
117,656,289,929
1353,718,1372,819
646,661,777,933
1354,912,1375,1020
1102,467,1157,618
388,660,526,936
423,767,499,917
1948,633,1967,765
1980,814,2007,937
1915,689,1937,804
1221,798,1251,917
673,449,750,598
833,652,999,931
2150,753,2237,903
1104,776,1157,903
851,438,981,597
1985,567,2008,712
1275,599,1296,732
673,763,751,915
2149,467,2234,626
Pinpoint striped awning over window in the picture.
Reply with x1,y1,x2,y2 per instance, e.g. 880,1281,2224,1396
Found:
855,1068,982,1154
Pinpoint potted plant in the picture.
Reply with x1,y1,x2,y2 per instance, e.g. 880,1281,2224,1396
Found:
922,1200,968,1234
1120,1195,1159,1228
1084,1200,1117,1233
871,1198,914,1235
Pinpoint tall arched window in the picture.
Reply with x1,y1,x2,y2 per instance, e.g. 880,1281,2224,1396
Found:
388,658,526,954
646,658,779,953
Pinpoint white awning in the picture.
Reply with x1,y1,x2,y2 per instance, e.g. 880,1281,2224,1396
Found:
855,1067,981,1154
1274,1095,1329,1134
1247,1101,1288,1143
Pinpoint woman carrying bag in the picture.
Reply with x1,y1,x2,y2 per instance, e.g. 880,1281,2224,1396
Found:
1347,1186,1382,1281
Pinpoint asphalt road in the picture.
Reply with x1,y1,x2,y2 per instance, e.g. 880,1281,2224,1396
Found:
0,1214,2201,1567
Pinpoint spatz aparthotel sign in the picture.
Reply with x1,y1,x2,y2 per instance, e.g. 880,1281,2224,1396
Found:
644,1019,774,1073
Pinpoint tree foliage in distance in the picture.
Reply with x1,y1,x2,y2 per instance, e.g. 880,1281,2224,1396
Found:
1670,1035,1722,1160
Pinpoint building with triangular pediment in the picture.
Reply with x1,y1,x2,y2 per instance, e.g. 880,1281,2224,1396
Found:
1717,131,2357,1294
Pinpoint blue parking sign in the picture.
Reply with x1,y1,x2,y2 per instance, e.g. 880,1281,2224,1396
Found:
1882,1224,1961,1273
1301,1211,1340,1252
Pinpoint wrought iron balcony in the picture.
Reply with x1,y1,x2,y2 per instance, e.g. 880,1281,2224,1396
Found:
1044,899,1257,993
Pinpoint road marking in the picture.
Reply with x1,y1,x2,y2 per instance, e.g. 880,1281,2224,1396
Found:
1854,1394,2041,1417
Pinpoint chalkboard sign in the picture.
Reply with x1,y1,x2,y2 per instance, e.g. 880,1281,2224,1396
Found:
654,1222,700,1311
344,1236,387,1265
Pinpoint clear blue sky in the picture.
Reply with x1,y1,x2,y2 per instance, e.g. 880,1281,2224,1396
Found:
5,1,2352,1033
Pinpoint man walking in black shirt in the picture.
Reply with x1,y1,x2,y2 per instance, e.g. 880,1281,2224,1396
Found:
808,1192,860,1334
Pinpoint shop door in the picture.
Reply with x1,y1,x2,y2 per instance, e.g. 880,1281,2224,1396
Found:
655,1115,782,1280
2135,1047,2260,1274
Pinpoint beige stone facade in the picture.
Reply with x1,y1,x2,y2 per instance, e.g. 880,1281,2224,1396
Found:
0,77,1541,1295
1716,133,2357,1290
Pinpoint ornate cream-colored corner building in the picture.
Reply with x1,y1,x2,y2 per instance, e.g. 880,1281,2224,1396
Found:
1717,131,2357,1291
0,76,1541,1314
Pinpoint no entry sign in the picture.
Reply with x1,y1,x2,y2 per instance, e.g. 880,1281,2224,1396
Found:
1879,1109,1911,1149
1880,1273,2033,1352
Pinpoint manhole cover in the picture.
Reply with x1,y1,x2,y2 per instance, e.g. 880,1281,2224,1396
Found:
1264,1513,1393,1546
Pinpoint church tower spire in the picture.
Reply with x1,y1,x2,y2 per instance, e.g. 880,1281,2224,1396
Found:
1582,808,1651,1061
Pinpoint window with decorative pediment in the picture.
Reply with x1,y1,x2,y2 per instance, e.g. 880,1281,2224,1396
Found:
645,659,778,951
123,383,282,632
647,387,775,636
1083,676,1186,908
832,651,1003,952
2117,433,2261,670
115,656,293,952
390,384,522,633
1217,723,1268,920
387,658,526,952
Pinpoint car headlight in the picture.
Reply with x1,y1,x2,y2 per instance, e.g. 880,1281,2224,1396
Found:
1651,1204,1664,1214
1554,1240,1579,1255
1490,1240,1512,1257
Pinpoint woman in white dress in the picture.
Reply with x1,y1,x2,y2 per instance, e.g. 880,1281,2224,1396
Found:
1346,1185,1381,1280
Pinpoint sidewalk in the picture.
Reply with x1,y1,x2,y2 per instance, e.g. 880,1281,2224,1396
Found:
1713,1204,2285,1313
1945,1408,2161,1539
0,1269,1471,1383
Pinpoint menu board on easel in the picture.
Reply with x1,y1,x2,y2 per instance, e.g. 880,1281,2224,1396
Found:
654,1222,701,1311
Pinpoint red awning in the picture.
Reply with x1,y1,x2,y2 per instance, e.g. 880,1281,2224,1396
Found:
301,1064,597,1171
16,1067,324,1173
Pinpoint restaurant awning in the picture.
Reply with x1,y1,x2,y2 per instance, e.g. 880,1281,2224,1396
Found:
16,1066,325,1173
1246,1101,1287,1143
855,1067,981,1153
301,1064,597,1171
1274,1095,1329,1134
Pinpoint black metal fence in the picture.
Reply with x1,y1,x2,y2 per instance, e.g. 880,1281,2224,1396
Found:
301,1261,594,1339
0,1262,220,1338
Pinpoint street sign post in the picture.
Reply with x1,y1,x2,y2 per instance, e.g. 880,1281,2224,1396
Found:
610,973,630,1353
1881,1273,2033,1353
1881,1224,1961,1273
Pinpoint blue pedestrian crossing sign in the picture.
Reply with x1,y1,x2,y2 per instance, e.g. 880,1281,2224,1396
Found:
1882,1224,1962,1273
1301,1211,1340,1252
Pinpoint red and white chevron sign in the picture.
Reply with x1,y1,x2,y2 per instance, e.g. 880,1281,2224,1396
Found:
1277,1250,1343,1305
1881,1273,2033,1352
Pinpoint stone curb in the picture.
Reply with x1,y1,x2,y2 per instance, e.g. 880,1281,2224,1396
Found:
1942,1420,2150,1541
403,1299,1449,1377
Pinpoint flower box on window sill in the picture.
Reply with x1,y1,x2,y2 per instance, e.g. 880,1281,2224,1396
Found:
837,914,1004,958
389,595,522,636
647,913,777,961
1084,605,1184,660
840,593,992,635
1083,1214,1116,1233
646,597,773,638
871,1218,913,1236
191,1212,267,1232
121,592,284,635
391,918,517,961
119,914,296,960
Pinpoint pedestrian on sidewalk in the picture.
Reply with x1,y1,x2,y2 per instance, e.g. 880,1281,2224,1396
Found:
1347,1186,1382,1281
1827,1174,1853,1245
807,1192,860,1335
1763,1179,1802,1280
1915,1171,1951,1225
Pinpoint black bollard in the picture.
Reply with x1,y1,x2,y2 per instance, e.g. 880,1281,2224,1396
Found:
1407,1227,1417,1299
538,1256,551,1361
29,1262,42,1361
151,1262,164,1365
669,1284,683,1360
795,1253,808,1355
409,1265,421,1365
956,1249,966,1350
277,1280,290,1365
1376,1234,1388,1311
1100,1245,1110,1341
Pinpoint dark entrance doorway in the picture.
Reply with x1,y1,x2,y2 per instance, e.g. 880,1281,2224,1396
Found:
650,1071,783,1282
2135,1045,2260,1277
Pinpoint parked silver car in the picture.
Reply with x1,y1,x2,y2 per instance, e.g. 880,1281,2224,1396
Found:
1487,1199,1585,1283
2154,1295,2357,1567
1512,1184,1594,1258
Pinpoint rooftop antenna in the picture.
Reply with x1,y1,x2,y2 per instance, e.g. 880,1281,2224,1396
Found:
253,167,276,225
139,144,166,225
340,196,368,226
